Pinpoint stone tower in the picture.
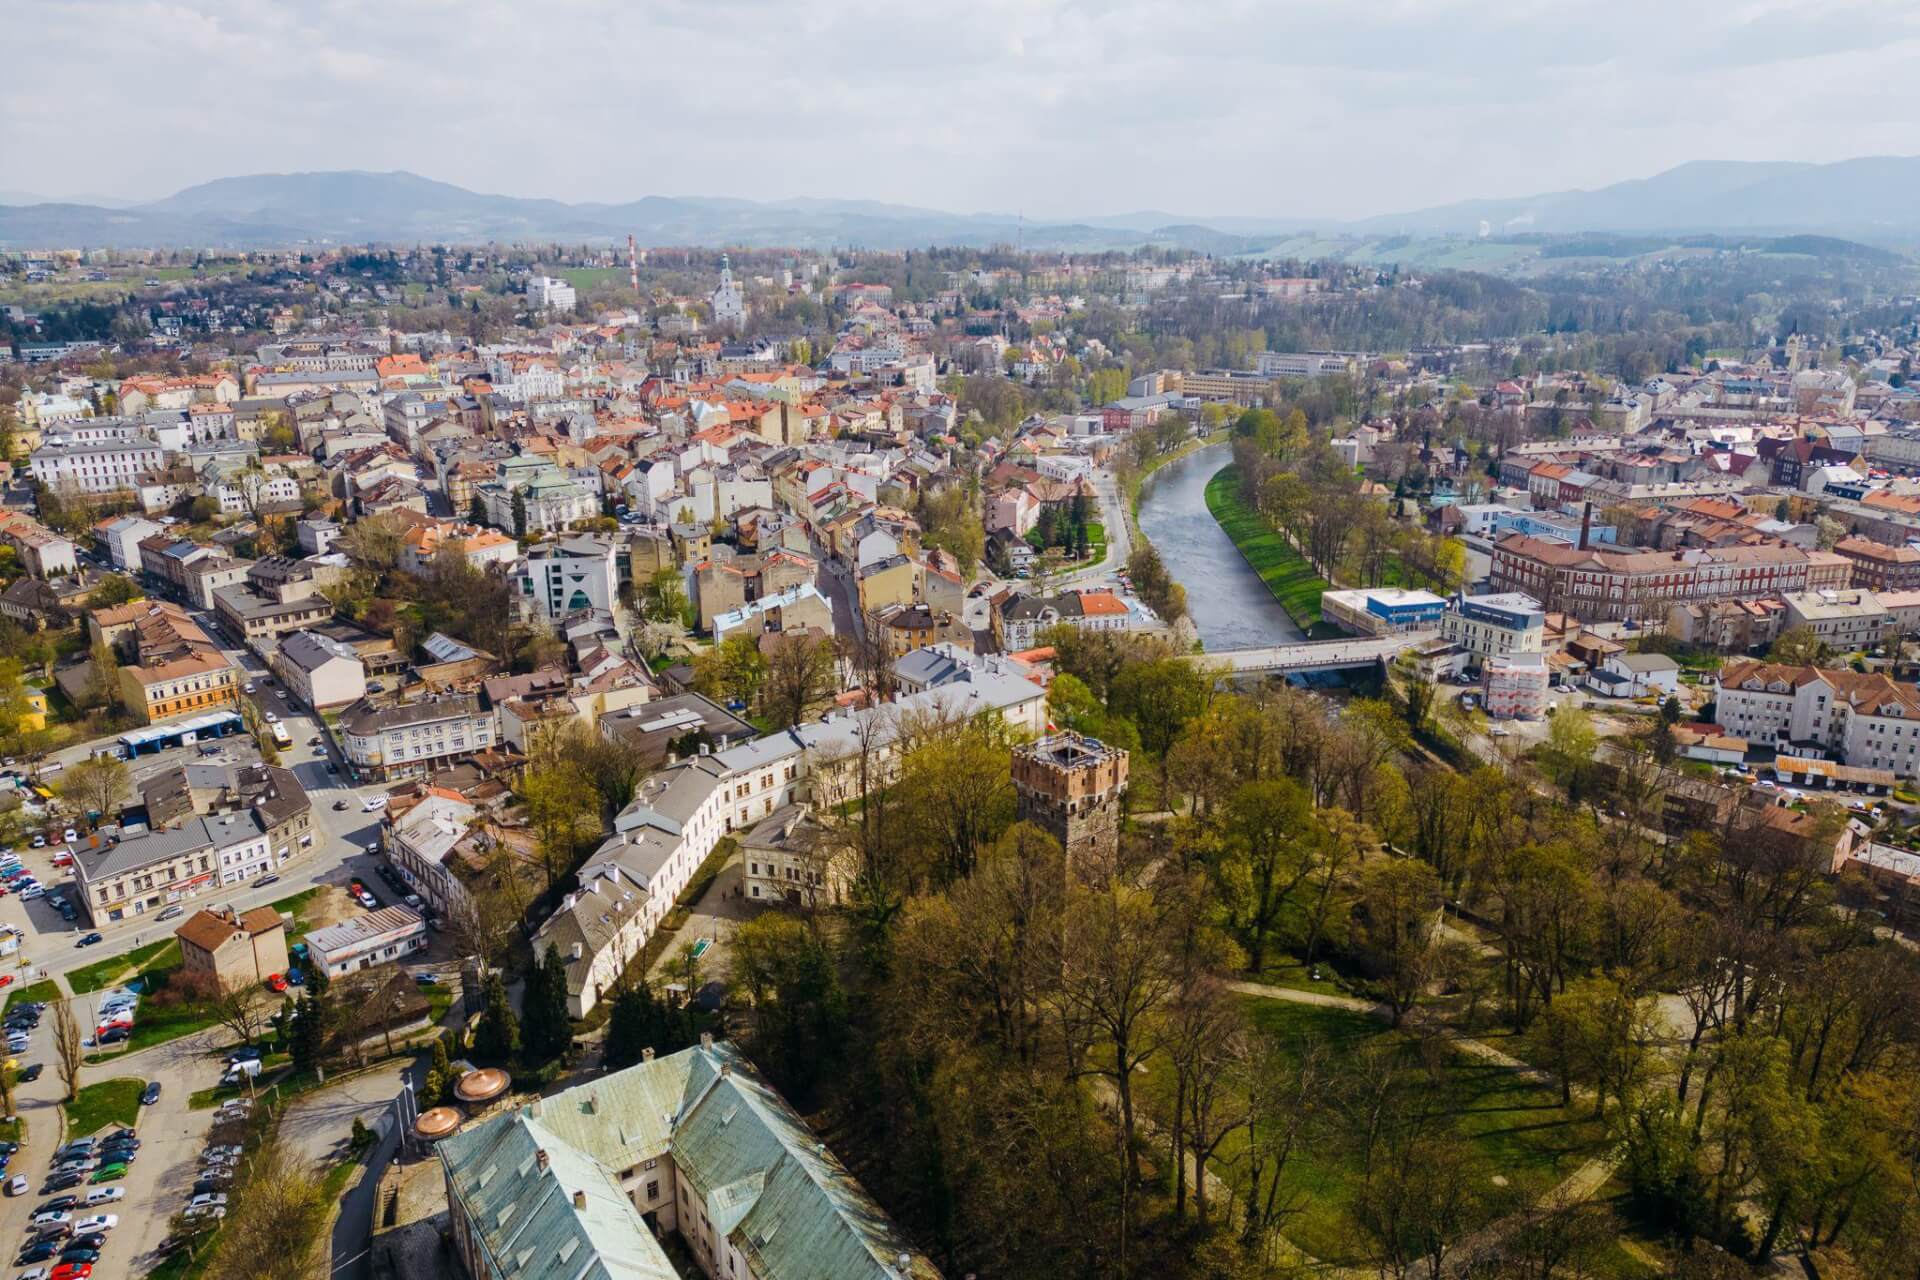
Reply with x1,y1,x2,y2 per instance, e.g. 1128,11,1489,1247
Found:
1012,732,1129,876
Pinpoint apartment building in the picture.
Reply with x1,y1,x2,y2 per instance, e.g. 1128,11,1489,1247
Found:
339,694,498,781
514,535,621,622
113,600,241,723
1833,536,1920,592
1781,589,1893,651
70,812,276,925
1488,534,1845,623
1439,591,1546,668
30,438,166,494
176,905,289,989
276,629,367,709
1714,659,1920,776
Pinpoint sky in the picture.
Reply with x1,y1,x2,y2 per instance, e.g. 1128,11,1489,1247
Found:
8,0,1920,220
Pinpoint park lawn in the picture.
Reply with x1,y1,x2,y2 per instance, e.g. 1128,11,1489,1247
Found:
67,938,180,994
85,998,222,1061
1142,998,1610,1268
1203,465,1329,629
5,980,57,1012
559,267,627,292
1085,521,1108,562
63,1077,145,1136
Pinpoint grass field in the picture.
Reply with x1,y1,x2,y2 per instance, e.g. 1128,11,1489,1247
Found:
558,267,628,292
270,887,326,942
1144,998,1612,1267
68,938,179,995
1202,464,1329,629
63,1077,144,1136
5,980,56,1012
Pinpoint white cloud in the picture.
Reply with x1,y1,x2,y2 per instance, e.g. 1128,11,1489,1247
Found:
4,0,1913,220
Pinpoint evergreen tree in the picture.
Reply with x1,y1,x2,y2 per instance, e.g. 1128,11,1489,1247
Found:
468,493,487,526
426,1033,454,1106
606,980,672,1070
291,985,326,1076
473,971,519,1064
520,946,573,1063
511,490,528,538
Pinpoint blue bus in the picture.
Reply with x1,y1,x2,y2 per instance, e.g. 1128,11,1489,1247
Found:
101,711,246,759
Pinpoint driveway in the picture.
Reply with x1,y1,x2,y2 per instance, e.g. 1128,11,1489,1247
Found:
645,852,762,995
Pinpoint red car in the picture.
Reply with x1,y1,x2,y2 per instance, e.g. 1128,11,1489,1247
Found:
0,975,15,989
265,974,287,993
51,1265,93,1280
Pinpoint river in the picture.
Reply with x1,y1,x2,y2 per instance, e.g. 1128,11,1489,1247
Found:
1135,442,1306,652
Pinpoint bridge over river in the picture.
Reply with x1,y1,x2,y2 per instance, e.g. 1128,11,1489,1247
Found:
1193,631,1439,676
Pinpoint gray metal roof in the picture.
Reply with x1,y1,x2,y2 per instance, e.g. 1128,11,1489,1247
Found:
443,1042,938,1280
71,811,267,885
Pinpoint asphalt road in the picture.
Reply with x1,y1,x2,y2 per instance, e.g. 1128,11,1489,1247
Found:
3,611,395,981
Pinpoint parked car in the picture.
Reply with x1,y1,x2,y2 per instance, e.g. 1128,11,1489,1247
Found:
5,1175,25,1196
187,1193,227,1212
70,1216,113,1235
140,1081,160,1105
40,1175,81,1194
84,1165,124,1185
79,1188,121,1207
29,1210,70,1227
265,973,286,993
256,873,279,887
16,1242,57,1265
19,1064,42,1083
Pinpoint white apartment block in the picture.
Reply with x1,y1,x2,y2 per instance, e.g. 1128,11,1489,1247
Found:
30,440,166,494
526,276,577,312
1440,592,1547,668
1780,589,1893,652
1714,659,1920,776
339,694,498,781
515,536,620,621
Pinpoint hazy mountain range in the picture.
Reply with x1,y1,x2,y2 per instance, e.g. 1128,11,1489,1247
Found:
7,157,1920,251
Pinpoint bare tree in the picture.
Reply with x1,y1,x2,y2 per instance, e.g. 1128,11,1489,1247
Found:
205,1134,332,1280
52,999,82,1102
760,631,838,729
211,978,267,1048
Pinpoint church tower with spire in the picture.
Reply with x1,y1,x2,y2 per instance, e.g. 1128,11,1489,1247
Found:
711,254,746,328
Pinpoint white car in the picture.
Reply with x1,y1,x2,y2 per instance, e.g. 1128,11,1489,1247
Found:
187,1193,228,1211
243,683,256,694
17,1268,48,1280
81,1188,122,1206
362,796,387,812
183,1205,226,1221
4,1174,25,1196
264,712,278,723
72,1213,116,1232
29,1209,69,1226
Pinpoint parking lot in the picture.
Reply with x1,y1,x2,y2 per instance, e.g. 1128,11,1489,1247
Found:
0,604,442,1268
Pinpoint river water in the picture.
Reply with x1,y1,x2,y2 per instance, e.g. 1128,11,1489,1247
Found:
1135,443,1307,652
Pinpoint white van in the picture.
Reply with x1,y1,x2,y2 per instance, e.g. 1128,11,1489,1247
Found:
222,1058,262,1084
